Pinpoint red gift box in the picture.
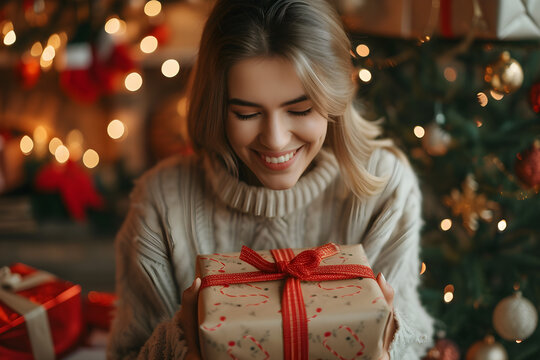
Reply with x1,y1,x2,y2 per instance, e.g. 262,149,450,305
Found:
84,291,117,330
0,263,83,360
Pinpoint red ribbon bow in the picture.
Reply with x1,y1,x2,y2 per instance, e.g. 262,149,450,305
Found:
200,243,375,360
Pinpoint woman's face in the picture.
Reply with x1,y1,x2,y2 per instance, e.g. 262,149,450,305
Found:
226,57,328,190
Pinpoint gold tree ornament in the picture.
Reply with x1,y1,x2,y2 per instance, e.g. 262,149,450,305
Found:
444,174,499,235
484,51,523,94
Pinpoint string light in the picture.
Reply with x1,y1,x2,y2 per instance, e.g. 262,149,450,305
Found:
3,30,16,46
413,126,425,138
125,72,143,91
420,262,427,275
47,34,61,49
55,145,70,163
497,219,507,232
83,149,99,169
107,119,126,139
355,44,370,57
161,59,180,78
358,68,372,82
67,129,84,161
144,0,162,17
33,126,48,144
48,137,63,155
516,340,523,344
490,90,504,100
477,92,488,107
444,284,454,303
20,136,34,155
140,36,158,53
443,66,457,82
105,17,121,34
41,45,56,61
30,42,43,57
440,218,452,231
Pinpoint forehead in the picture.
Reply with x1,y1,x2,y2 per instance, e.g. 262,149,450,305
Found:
227,57,306,105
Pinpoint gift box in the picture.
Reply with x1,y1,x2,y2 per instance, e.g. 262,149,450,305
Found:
84,291,117,330
196,243,392,360
337,0,540,40
0,263,83,360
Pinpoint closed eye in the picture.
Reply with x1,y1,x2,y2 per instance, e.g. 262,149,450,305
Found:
289,108,312,116
233,112,260,120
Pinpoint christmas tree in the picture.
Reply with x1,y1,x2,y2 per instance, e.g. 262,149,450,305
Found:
348,20,540,360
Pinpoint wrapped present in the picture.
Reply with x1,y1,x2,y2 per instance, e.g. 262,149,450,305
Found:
196,243,392,360
0,263,83,360
337,0,540,40
84,291,117,330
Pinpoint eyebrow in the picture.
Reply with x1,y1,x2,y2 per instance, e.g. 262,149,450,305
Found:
228,95,308,108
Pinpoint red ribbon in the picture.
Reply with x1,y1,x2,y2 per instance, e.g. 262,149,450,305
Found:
200,243,375,360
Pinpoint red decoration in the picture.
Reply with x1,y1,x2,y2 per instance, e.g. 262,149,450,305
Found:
34,160,104,221
515,141,540,188
200,243,375,360
60,44,136,103
149,23,171,45
530,82,540,113
0,263,83,359
424,338,460,360
16,58,41,89
84,292,117,330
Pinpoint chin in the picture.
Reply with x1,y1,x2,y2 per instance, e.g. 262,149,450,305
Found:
259,176,300,190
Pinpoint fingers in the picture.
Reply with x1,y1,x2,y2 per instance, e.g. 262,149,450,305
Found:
376,273,394,307
180,278,202,357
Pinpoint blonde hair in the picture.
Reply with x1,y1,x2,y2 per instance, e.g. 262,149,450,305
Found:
188,0,404,198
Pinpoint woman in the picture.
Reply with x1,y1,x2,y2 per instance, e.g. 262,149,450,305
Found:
107,0,434,358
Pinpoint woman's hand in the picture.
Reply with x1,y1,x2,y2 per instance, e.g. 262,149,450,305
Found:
376,273,397,360
178,278,202,360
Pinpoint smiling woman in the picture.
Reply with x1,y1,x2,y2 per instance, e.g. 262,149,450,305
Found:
226,57,328,189
108,0,435,359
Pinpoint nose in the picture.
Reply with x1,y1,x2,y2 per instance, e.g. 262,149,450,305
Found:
258,112,291,151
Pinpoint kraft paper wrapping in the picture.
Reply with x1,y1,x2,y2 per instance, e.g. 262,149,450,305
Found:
196,244,392,360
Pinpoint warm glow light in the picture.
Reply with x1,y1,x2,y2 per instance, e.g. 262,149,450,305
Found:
107,119,126,139
33,126,48,144
490,90,504,100
516,340,523,344
30,42,43,57
413,126,425,138
444,292,454,303
140,35,158,53
177,97,188,117
83,149,99,168
41,45,56,61
67,129,83,146
105,17,121,34
443,66,457,82
3,30,16,46
125,72,142,91
161,59,180,78
55,145,70,163
49,137,63,155
444,284,455,293
440,218,452,231
477,92,488,107
420,262,426,275
476,120,483,127
1,21,13,35
358,68,372,82
356,44,370,57
48,34,61,49
497,219,507,232
20,136,34,155
40,57,53,69
144,0,162,16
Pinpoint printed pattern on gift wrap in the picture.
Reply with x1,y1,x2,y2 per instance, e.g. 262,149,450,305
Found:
323,325,366,360
219,283,270,307
227,335,271,360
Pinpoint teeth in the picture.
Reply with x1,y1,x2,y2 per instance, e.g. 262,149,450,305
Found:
262,150,295,164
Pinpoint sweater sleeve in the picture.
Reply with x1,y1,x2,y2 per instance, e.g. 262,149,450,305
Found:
359,150,435,359
106,171,190,360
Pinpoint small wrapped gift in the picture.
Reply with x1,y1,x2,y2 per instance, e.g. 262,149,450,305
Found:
84,291,117,330
337,0,540,40
0,263,83,360
196,243,392,360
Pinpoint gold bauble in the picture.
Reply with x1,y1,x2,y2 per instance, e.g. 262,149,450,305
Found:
465,336,508,360
493,292,538,341
422,123,452,156
484,51,523,94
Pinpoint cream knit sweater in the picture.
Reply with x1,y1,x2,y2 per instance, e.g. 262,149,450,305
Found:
107,148,435,359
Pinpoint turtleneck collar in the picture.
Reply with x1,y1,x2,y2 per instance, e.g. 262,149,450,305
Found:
204,148,339,218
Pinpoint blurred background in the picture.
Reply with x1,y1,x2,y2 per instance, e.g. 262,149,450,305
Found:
0,0,539,359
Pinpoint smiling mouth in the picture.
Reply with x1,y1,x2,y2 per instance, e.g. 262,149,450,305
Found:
253,147,302,169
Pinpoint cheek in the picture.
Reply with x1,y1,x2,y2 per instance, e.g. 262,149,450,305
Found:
226,117,256,150
296,117,328,142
